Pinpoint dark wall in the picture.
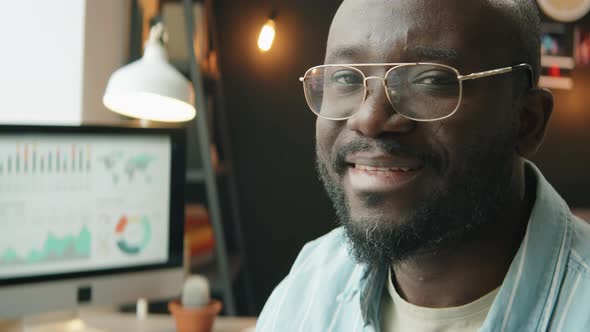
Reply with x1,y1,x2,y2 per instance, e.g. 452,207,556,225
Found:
213,0,342,313
213,1,590,314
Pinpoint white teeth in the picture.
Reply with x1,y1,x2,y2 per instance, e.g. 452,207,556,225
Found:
356,165,379,171
355,165,414,172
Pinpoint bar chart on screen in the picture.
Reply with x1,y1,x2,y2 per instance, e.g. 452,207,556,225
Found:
0,143,92,193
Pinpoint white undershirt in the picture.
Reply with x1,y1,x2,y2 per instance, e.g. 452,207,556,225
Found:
380,269,499,332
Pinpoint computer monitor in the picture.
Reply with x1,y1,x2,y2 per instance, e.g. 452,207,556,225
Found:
0,125,185,319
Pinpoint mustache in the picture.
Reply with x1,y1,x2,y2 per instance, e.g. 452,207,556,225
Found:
332,138,443,174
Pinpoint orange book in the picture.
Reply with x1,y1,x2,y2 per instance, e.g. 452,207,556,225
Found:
185,204,215,257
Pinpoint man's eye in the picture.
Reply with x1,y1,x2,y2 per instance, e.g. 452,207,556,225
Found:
332,71,363,85
412,71,457,86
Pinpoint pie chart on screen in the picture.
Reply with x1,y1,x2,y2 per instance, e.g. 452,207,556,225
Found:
537,0,590,22
115,215,151,255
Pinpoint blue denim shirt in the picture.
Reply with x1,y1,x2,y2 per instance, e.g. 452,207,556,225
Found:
257,163,590,331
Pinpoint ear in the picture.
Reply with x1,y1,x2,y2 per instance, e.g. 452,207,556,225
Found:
516,87,554,157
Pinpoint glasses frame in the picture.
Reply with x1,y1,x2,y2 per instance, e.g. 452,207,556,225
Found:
299,62,533,121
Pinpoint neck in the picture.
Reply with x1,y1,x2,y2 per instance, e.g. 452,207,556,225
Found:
391,162,535,308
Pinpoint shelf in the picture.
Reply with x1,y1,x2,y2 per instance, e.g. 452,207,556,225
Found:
186,163,229,183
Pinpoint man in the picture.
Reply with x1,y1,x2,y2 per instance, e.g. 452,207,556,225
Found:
257,0,590,331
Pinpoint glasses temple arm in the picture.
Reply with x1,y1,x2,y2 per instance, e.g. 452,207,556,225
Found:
516,63,535,88
458,63,534,87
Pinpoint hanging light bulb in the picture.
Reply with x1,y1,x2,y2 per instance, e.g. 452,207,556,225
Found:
258,11,277,52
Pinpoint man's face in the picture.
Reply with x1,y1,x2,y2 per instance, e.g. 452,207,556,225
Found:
316,0,524,265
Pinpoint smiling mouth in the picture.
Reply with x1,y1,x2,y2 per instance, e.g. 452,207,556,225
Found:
352,164,417,172
346,162,423,193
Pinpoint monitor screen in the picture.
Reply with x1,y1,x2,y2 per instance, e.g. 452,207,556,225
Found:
0,125,184,291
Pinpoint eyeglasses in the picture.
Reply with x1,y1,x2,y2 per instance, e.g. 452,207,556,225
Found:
299,63,533,121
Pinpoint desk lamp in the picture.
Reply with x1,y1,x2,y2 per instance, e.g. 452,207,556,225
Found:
103,22,196,123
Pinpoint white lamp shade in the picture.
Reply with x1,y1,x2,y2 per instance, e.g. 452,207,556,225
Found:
103,41,196,122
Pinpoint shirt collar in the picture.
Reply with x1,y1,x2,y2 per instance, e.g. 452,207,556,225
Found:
359,262,387,329
481,162,572,331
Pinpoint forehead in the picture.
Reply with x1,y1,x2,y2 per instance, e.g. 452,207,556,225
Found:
326,0,514,70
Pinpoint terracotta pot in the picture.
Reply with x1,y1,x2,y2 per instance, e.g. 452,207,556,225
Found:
168,299,223,332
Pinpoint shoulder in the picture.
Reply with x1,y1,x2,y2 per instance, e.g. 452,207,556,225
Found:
547,215,590,330
289,227,351,272
271,226,358,290
257,227,362,331
569,214,590,277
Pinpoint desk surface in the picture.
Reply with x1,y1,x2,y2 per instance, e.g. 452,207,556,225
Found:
81,312,256,332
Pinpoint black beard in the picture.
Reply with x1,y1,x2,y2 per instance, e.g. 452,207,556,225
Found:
315,138,515,268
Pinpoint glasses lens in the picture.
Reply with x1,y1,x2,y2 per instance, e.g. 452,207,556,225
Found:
385,64,461,120
303,66,365,119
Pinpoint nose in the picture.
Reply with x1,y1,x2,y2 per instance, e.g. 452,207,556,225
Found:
346,77,415,138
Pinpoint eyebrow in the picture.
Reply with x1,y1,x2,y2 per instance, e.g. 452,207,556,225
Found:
412,46,459,62
325,45,459,64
